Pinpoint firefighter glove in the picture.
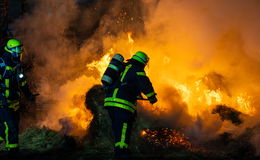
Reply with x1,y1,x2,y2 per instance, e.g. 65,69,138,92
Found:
149,95,158,104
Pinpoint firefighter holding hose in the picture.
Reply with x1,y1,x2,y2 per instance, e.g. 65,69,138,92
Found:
102,51,158,159
0,39,36,153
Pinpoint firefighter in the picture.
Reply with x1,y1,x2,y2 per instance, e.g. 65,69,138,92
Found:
104,51,158,159
0,39,35,153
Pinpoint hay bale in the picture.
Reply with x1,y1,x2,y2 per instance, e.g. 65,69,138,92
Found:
212,105,243,125
19,127,74,152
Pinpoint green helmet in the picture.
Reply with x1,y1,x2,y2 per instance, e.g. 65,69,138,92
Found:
4,39,23,55
112,54,124,62
131,51,149,65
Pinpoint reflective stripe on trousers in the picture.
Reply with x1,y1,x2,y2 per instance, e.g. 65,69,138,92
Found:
0,106,20,149
115,123,128,148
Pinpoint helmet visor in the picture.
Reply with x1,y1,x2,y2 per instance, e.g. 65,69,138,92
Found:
10,46,23,54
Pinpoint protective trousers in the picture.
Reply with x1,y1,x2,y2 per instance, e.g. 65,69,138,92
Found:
0,105,19,150
107,107,135,159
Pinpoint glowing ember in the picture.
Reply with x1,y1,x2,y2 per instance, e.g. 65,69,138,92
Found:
140,128,192,150
141,130,147,136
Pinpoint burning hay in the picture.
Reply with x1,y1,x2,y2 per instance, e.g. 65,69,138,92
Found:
202,72,230,96
140,128,192,150
212,105,243,125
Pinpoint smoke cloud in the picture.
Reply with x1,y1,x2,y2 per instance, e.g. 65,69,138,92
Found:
134,0,260,154
11,0,146,138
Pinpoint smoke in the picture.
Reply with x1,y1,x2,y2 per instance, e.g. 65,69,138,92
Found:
105,0,260,154
134,0,260,154
10,0,146,138
11,0,93,137
9,0,260,155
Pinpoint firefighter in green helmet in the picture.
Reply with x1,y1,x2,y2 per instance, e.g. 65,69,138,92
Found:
104,51,158,159
0,39,36,153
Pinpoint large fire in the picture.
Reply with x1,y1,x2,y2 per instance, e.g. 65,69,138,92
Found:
30,1,258,147
98,33,256,118
89,31,256,124
38,36,135,137
67,32,257,148
14,0,260,155
39,29,257,139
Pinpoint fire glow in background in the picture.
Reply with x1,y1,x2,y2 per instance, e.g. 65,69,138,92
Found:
11,0,260,154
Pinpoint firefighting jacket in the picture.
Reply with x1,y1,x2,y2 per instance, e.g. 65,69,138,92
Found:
0,52,32,109
104,59,156,113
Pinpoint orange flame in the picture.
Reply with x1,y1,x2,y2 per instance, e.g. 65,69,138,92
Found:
86,48,114,77
127,32,135,55
171,80,255,116
104,32,257,119
39,75,96,137
40,29,257,138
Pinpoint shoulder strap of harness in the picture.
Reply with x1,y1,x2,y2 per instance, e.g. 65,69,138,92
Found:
120,64,132,82
112,64,132,98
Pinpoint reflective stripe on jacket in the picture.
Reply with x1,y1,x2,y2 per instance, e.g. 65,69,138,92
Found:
104,60,156,113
